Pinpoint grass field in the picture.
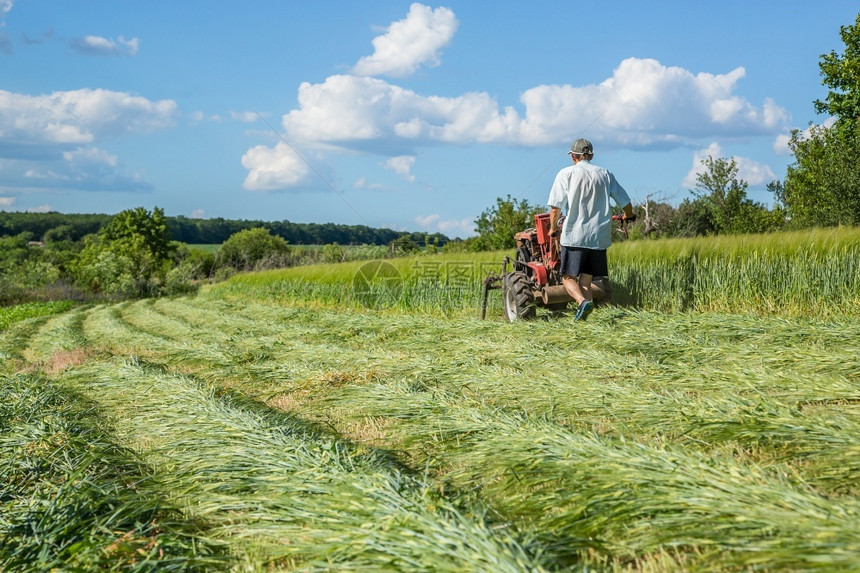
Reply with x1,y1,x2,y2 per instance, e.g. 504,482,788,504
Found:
2,228,859,571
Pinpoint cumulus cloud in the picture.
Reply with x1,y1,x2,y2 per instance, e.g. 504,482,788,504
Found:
241,142,312,191
682,142,776,188
382,155,416,182
0,88,176,147
244,4,788,191
70,35,139,56
352,3,457,78
0,196,14,207
279,57,788,153
0,88,175,193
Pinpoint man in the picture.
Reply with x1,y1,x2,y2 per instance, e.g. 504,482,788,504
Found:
548,138,635,321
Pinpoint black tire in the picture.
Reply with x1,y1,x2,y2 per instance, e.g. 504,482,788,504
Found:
503,271,536,322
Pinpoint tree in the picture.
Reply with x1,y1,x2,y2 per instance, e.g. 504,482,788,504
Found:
686,157,783,235
473,195,542,251
815,13,860,135
216,227,291,272
783,14,860,227
784,122,860,227
71,207,176,297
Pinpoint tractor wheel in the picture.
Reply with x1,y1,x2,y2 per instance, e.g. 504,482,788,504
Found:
503,271,536,322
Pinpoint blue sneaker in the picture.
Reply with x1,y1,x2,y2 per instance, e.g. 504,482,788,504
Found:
574,300,594,321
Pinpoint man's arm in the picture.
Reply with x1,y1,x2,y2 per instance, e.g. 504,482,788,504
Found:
620,202,635,221
549,206,562,235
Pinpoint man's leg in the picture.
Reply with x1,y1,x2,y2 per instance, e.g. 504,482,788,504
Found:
562,275,586,304
578,273,593,301
562,273,593,304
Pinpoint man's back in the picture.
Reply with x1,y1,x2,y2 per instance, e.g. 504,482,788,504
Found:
548,160,630,249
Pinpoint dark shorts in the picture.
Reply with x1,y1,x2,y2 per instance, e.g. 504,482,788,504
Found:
560,246,608,277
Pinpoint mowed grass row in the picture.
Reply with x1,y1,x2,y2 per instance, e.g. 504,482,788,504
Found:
213,227,860,318
1,305,542,571
3,295,859,570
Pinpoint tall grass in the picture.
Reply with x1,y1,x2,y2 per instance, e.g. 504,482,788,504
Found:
210,227,860,318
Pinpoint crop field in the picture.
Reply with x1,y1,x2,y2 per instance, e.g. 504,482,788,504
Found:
2,228,859,571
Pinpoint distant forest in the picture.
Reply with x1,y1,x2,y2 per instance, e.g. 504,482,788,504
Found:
0,211,451,246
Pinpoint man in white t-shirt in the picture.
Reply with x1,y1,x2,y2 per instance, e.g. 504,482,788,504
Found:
548,138,635,321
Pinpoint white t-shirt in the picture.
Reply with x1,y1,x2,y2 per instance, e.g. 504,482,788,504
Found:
547,160,631,249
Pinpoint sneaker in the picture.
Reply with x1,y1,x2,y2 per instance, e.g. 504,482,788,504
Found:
574,300,594,321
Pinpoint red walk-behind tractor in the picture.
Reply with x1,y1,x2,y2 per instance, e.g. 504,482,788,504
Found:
481,212,627,321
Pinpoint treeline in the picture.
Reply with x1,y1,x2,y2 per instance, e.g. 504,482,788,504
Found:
0,211,450,247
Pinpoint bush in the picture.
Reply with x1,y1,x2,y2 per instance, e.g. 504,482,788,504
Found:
216,228,291,272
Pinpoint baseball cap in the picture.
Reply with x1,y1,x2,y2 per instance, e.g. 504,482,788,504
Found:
569,138,593,155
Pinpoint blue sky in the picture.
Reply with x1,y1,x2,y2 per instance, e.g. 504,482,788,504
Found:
0,1,856,238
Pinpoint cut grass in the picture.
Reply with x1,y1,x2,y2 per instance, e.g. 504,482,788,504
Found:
4,295,859,570
0,372,228,572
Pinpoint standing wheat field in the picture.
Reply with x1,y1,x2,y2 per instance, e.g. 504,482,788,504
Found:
2,229,860,571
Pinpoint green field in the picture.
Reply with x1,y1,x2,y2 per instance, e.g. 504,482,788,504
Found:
2,228,859,571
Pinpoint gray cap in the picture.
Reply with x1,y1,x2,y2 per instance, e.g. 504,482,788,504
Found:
568,138,593,155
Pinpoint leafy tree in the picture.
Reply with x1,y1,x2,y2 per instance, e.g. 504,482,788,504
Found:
71,207,175,297
392,235,420,255
689,157,782,234
216,227,291,272
473,195,542,250
783,122,860,227
815,13,860,135
783,14,860,227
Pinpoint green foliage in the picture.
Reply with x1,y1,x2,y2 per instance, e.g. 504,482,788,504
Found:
216,227,291,272
784,120,860,227
782,14,860,228
473,194,542,251
815,12,860,134
0,300,74,331
690,156,783,235
321,242,346,263
392,235,420,254
70,207,175,298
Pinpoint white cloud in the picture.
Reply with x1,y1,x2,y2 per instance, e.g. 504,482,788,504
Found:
0,196,14,207
0,88,177,147
70,35,139,56
190,209,206,219
278,57,788,153
245,4,789,191
352,3,458,78
62,146,118,167
241,141,312,191
231,111,261,122
0,0,12,20
682,142,776,188
0,88,173,193
353,177,386,191
382,155,416,182
26,204,52,213
415,213,474,237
